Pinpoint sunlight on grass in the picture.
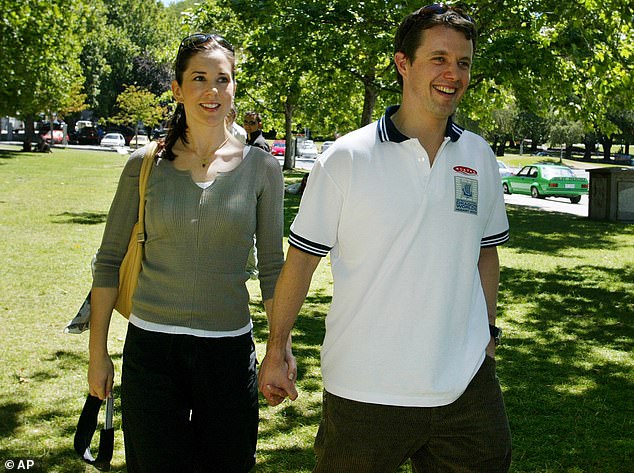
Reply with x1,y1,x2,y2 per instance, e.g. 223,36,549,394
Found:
1,146,632,472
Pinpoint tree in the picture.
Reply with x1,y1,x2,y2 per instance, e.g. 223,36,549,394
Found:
80,0,181,120
0,0,90,150
515,111,549,154
174,0,634,166
109,85,167,140
461,0,633,150
548,116,584,162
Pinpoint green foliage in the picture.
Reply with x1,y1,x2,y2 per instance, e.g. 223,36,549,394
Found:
79,0,182,119
109,85,166,130
548,116,585,148
3,0,632,154
0,0,89,117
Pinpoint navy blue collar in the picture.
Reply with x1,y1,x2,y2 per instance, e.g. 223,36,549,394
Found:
377,105,463,143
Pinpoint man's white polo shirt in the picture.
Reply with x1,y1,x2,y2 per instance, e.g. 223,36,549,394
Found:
289,106,509,407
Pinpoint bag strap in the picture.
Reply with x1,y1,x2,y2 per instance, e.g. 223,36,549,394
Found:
136,141,159,244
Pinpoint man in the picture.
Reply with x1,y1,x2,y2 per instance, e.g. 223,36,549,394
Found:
243,111,270,152
259,4,511,472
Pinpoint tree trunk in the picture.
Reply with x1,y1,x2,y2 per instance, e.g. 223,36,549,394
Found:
360,70,378,127
496,138,506,157
583,136,596,160
283,99,295,170
22,114,35,152
601,136,613,161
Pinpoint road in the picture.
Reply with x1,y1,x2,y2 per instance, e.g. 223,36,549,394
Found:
504,193,589,217
1,143,591,218
281,156,590,218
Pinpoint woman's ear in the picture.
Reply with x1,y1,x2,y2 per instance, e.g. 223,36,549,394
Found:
171,80,183,103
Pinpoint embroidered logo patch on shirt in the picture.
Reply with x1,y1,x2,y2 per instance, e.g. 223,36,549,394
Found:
454,176,478,215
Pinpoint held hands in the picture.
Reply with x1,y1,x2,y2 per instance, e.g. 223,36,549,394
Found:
258,346,298,406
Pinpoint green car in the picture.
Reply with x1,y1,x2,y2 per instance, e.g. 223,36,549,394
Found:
501,164,588,204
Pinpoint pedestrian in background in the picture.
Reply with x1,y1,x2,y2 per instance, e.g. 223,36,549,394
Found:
243,111,271,152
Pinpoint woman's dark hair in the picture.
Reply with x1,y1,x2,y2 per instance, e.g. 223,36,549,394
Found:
394,4,477,89
162,34,235,160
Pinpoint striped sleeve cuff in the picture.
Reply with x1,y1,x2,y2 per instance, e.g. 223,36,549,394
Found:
481,229,510,248
288,231,331,257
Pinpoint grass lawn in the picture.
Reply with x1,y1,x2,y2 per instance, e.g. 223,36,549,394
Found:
1,145,632,472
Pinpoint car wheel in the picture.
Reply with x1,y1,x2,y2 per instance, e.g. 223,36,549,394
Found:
531,186,542,199
502,182,510,194
570,195,581,204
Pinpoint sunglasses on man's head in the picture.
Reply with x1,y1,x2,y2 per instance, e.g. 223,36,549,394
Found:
178,33,234,54
416,3,474,23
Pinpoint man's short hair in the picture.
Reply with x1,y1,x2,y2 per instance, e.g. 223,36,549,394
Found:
244,111,262,124
394,4,477,88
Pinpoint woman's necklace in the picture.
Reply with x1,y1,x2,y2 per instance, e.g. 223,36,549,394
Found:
199,135,231,168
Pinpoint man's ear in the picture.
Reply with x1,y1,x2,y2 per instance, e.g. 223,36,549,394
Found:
394,51,410,79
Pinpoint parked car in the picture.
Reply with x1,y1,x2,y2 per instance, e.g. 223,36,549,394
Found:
299,140,318,159
501,164,588,204
271,140,286,156
104,125,135,145
74,127,100,145
497,160,513,177
42,130,64,144
130,134,150,149
321,141,335,154
100,133,126,148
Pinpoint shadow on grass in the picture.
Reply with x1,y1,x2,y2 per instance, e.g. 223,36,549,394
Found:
52,211,108,225
0,149,23,162
0,401,28,439
0,385,126,472
251,281,328,471
504,205,634,254
498,206,634,469
282,169,308,237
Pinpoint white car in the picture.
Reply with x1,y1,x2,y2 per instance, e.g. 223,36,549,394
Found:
130,134,150,149
497,160,513,177
100,133,126,148
321,141,335,153
299,140,318,159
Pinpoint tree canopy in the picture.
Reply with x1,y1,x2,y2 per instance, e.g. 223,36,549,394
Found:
2,0,632,157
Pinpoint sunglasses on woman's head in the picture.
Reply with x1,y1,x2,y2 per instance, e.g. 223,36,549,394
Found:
179,33,234,53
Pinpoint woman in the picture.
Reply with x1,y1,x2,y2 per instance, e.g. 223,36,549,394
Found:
88,33,294,472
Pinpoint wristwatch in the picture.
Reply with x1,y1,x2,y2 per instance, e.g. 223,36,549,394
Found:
489,324,502,346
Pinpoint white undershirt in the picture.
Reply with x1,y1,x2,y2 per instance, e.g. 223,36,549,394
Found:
129,315,252,338
195,180,214,189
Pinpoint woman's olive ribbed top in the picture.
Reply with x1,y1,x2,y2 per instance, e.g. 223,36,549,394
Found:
93,145,284,332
